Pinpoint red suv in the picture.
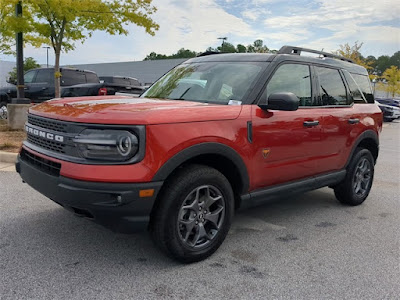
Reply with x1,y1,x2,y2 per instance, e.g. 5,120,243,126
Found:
16,46,382,262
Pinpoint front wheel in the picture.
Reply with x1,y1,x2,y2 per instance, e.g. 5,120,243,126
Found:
150,164,234,263
0,102,7,119
334,148,374,206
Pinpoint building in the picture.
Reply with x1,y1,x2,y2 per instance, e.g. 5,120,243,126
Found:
69,58,187,85
0,60,16,88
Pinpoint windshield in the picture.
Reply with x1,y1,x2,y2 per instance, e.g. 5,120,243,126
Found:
142,62,264,104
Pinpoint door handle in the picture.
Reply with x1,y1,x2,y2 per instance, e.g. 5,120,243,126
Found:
348,118,360,124
303,120,319,127
41,87,48,90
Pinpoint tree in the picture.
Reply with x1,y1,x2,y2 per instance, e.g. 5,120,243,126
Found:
380,66,400,97
237,44,246,53
8,56,40,83
144,48,197,60
335,41,374,78
375,55,391,76
217,42,236,53
1,0,159,97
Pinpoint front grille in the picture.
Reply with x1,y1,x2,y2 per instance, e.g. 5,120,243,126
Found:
20,149,61,177
27,134,66,154
28,115,68,133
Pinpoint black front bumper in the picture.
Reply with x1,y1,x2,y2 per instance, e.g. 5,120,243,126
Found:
16,154,163,233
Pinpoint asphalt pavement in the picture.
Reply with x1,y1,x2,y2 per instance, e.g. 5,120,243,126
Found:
1,121,399,299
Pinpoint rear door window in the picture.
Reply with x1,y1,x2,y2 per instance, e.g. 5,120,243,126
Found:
85,72,99,83
315,67,348,105
351,74,374,103
35,69,54,84
342,70,366,103
61,70,86,86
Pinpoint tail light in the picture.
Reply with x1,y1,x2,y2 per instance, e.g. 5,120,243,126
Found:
98,88,107,95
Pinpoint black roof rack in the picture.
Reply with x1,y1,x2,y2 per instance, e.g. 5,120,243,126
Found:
278,45,354,63
197,51,222,57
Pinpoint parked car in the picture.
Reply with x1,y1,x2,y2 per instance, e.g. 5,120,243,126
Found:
16,46,382,263
376,101,400,121
375,98,400,108
0,67,103,118
99,76,147,95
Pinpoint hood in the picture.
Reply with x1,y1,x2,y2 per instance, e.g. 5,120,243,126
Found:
29,95,242,125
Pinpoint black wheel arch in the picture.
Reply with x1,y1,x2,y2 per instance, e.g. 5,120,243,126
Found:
152,142,250,198
346,130,379,167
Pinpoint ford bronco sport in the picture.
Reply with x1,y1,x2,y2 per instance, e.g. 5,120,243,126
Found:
16,46,382,262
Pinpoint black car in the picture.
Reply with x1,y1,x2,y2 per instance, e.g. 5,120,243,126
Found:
0,67,100,114
99,76,147,95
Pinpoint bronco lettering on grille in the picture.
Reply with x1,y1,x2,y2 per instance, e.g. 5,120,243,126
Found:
26,125,65,143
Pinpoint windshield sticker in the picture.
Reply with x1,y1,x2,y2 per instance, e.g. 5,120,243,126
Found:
228,100,242,105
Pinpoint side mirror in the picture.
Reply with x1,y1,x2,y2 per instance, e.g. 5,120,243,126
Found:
6,77,17,85
258,92,299,111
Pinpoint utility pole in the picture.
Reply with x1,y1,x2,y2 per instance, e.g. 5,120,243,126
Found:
15,1,25,99
218,37,227,52
43,46,50,68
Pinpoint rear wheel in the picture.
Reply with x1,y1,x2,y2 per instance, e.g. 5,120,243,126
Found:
334,148,374,206
150,164,234,263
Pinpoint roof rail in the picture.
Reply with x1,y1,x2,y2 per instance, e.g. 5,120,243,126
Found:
278,45,354,63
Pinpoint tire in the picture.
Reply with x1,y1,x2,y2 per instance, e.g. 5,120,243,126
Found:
0,101,7,120
150,164,234,263
384,118,393,122
334,148,374,206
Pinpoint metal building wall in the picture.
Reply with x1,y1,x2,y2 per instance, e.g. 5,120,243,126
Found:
69,59,187,85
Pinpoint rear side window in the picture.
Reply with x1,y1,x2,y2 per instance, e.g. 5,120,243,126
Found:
35,69,54,84
342,70,366,103
61,70,86,86
351,74,374,103
315,67,348,105
85,72,99,83
264,63,312,106
115,78,131,86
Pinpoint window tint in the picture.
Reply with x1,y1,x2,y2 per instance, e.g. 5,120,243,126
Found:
342,70,365,103
61,70,86,86
316,67,348,105
35,69,54,84
115,78,131,86
24,70,36,83
85,72,99,83
264,64,312,106
351,74,374,103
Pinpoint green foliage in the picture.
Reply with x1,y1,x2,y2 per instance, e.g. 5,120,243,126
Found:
217,42,236,53
144,48,197,60
1,0,159,97
8,57,40,83
379,66,400,97
236,44,246,53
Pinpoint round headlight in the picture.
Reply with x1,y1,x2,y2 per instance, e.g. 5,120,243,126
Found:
118,135,133,156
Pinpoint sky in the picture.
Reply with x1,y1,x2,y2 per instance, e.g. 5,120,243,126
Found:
1,0,399,66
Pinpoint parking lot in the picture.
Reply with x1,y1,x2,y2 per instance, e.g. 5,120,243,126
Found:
0,121,399,299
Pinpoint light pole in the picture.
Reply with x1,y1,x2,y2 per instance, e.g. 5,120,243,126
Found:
218,37,227,52
43,46,50,68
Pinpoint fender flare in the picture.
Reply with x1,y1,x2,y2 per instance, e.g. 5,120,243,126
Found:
152,142,250,194
345,130,379,167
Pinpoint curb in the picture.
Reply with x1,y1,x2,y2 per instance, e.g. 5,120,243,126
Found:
0,151,18,163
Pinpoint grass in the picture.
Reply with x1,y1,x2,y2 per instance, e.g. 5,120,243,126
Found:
0,120,26,153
